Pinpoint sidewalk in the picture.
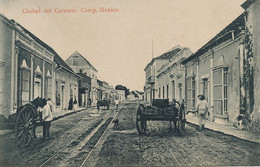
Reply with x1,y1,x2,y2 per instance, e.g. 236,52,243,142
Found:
186,113,260,144
0,107,89,136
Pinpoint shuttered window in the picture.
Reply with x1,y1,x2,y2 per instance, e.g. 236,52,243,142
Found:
19,69,30,106
213,67,228,115
186,76,196,111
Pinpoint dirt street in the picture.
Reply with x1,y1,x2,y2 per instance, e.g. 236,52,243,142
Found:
0,101,259,167
0,107,111,167
86,101,260,167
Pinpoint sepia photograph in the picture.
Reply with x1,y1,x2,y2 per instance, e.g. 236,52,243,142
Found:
0,0,259,166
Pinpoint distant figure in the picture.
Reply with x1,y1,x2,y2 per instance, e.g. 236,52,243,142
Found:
88,98,92,107
115,98,119,110
196,95,208,130
68,98,73,110
42,98,53,139
73,98,78,110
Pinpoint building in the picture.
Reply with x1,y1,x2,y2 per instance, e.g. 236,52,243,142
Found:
156,46,192,103
0,14,54,118
182,13,246,125
115,90,125,101
65,51,98,106
97,79,103,101
0,14,80,118
53,50,80,111
132,90,144,100
144,45,190,103
101,81,110,100
241,0,260,132
77,72,91,108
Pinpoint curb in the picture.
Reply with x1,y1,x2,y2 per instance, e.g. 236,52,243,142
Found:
52,108,86,121
186,118,260,144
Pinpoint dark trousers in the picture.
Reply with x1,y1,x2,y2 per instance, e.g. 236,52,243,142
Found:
43,121,51,138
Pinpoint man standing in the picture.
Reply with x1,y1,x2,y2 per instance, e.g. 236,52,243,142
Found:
115,98,119,110
42,98,53,139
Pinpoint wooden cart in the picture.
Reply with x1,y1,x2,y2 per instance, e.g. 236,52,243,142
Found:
14,97,45,146
136,99,186,136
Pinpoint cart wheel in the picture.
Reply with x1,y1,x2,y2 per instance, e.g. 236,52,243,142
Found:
136,104,146,135
15,108,36,146
177,103,185,137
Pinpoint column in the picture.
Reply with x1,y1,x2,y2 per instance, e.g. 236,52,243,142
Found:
42,60,45,98
210,51,214,117
14,47,20,108
52,65,56,105
30,55,34,101
196,59,199,105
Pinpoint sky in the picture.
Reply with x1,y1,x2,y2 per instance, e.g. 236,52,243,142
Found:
0,0,246,91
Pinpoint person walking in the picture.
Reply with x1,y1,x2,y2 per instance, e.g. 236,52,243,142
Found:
42,98,53,139
115,98,119,110
73,97,78,110
196,95,208,130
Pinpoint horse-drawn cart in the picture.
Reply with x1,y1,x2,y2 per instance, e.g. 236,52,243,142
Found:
136,99,186,136
14,97,45,146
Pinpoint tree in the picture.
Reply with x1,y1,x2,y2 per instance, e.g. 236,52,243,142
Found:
115,85,130,97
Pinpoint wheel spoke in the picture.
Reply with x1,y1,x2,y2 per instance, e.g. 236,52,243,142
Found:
19,116,25,125
20,134,26,145
28,118,33,124
17,129,24,138
25,111,31,123
28,125,34,131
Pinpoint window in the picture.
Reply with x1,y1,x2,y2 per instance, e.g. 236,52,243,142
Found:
172,81,175,99
213,67,228,115
159,87,161,98
224,68,228,112
18,69,30,106
0,64,4,112
192,77,196,109
73,59,79,66
56,81,60,106
34,74,42,99
163,86,165,98
166,85,169,99
46,78,52,99
202,79,208,101
186,76,196,110
178,83,182,99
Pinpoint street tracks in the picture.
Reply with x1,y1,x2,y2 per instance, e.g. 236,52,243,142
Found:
38,117,113,167
39,102,127,167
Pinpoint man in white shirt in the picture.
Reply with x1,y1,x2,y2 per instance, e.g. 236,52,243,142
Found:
42,99,53,139
115,98,119,110
196,95,208,130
